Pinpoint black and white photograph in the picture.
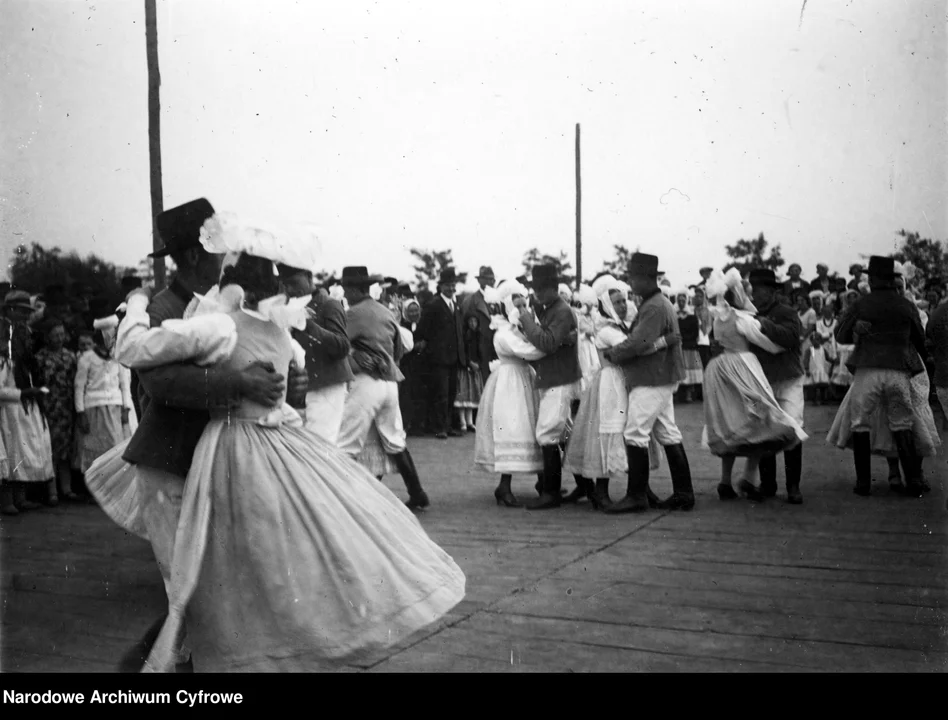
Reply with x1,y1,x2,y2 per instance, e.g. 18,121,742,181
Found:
0,0,945,675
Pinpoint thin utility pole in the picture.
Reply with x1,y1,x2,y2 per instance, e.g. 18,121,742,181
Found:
145,0,165,288
575,123,582,288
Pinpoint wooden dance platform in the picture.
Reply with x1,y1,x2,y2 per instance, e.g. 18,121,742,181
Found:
2,403,946,672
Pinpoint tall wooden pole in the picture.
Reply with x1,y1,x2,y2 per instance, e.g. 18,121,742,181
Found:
575,123,582,288
145,0,165,289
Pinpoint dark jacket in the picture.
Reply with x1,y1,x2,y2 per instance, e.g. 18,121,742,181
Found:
609,290,683,388
293,296,354,395
678,314,699,351
520,296,581,390
836,290,926,374
461,288,497,380
751,298,804,384
417,295,466,368
122,277,242,479
808,276,835,295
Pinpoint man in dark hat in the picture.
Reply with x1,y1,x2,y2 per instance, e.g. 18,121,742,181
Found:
461,265,499,383
516,264,581,510
115,198,295,672
415,267,467,439
337,267,430,510
836,256,928,497
602,253,695,513
277,263,354,445
748,267,806,504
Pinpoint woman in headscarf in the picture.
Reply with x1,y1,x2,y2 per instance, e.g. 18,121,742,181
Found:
474,281,546,507
702,269,807,501
398,298,425,435
563,275,671,510
0,291,55,513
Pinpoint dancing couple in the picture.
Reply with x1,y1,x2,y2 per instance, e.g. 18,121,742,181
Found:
86,199,464,672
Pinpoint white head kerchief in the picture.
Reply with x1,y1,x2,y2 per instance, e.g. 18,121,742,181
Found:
706,268,757,315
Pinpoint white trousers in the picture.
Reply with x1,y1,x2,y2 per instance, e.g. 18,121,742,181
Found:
535,383,580,446
623,384,683,448
303,383,349,445
139,465,190,663
337,374,407,457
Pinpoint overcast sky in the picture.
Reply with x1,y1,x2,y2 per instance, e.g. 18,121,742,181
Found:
3,0,946,290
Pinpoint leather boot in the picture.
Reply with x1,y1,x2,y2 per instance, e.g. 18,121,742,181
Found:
852,432,872,496
759,453,778,498
784,444,803,504
589,478,612,510
494,474,521,507
892,430,924,496
391,450,429,510
1,484,18,515
13,483,41,511
563,475,592,504
658,444,696,511
527,446,563,510
605,446,650,514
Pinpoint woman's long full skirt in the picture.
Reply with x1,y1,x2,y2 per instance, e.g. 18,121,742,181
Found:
0,403,53,482
145,417,465,673
474,363,543,473
702,352,807,457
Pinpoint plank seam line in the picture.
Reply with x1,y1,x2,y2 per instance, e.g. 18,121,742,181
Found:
480,609,947,657
361,511,674,670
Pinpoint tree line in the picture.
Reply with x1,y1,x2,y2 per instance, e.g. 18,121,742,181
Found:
8,228,945,298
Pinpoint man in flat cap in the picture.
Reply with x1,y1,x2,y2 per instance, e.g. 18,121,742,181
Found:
461,265,499,384
749,267,806,504
603,253,695,513
836,256,929,497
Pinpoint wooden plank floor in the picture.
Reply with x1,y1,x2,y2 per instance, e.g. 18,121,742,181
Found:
2,403,946,672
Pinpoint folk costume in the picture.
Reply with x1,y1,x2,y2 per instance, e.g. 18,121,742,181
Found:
747,268,807,504
603,253,695,514
519,265,582,510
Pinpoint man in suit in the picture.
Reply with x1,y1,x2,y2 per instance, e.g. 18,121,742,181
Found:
337,266,429,509
278,264,354,445
461,265,498,383
783,263,808,298
748,268,806,504
519,264,582,510
416,268,466,439
809,263,834,295
603,253,694,513
836,256,928,497
116,198,302,672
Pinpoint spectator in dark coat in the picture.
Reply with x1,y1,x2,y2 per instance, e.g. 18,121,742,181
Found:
415,268,467,439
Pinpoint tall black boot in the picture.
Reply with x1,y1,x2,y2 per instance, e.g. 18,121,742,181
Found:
605,446,650,514
759,453,778,498
589,478,612,510
527,446,563,510
892,430,924,496
785,444,803,504
852,432,872,496
563,474,593,504
657,444,695,511
391,450,429,510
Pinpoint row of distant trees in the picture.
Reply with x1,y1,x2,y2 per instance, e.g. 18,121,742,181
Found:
8,228,945,298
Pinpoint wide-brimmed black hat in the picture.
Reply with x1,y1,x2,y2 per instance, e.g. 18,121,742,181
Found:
438,268,458,285
530,264,561,289
476,266,496,281
748,268,779,288
867,256,896,278
340,266,383,286
627,253,660,278
120,275,143,291
2,290,33,311
395,283,414,298
150,198,215,258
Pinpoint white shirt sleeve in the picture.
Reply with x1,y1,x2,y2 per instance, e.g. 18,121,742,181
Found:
113,294,238,369
496,327,546,361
